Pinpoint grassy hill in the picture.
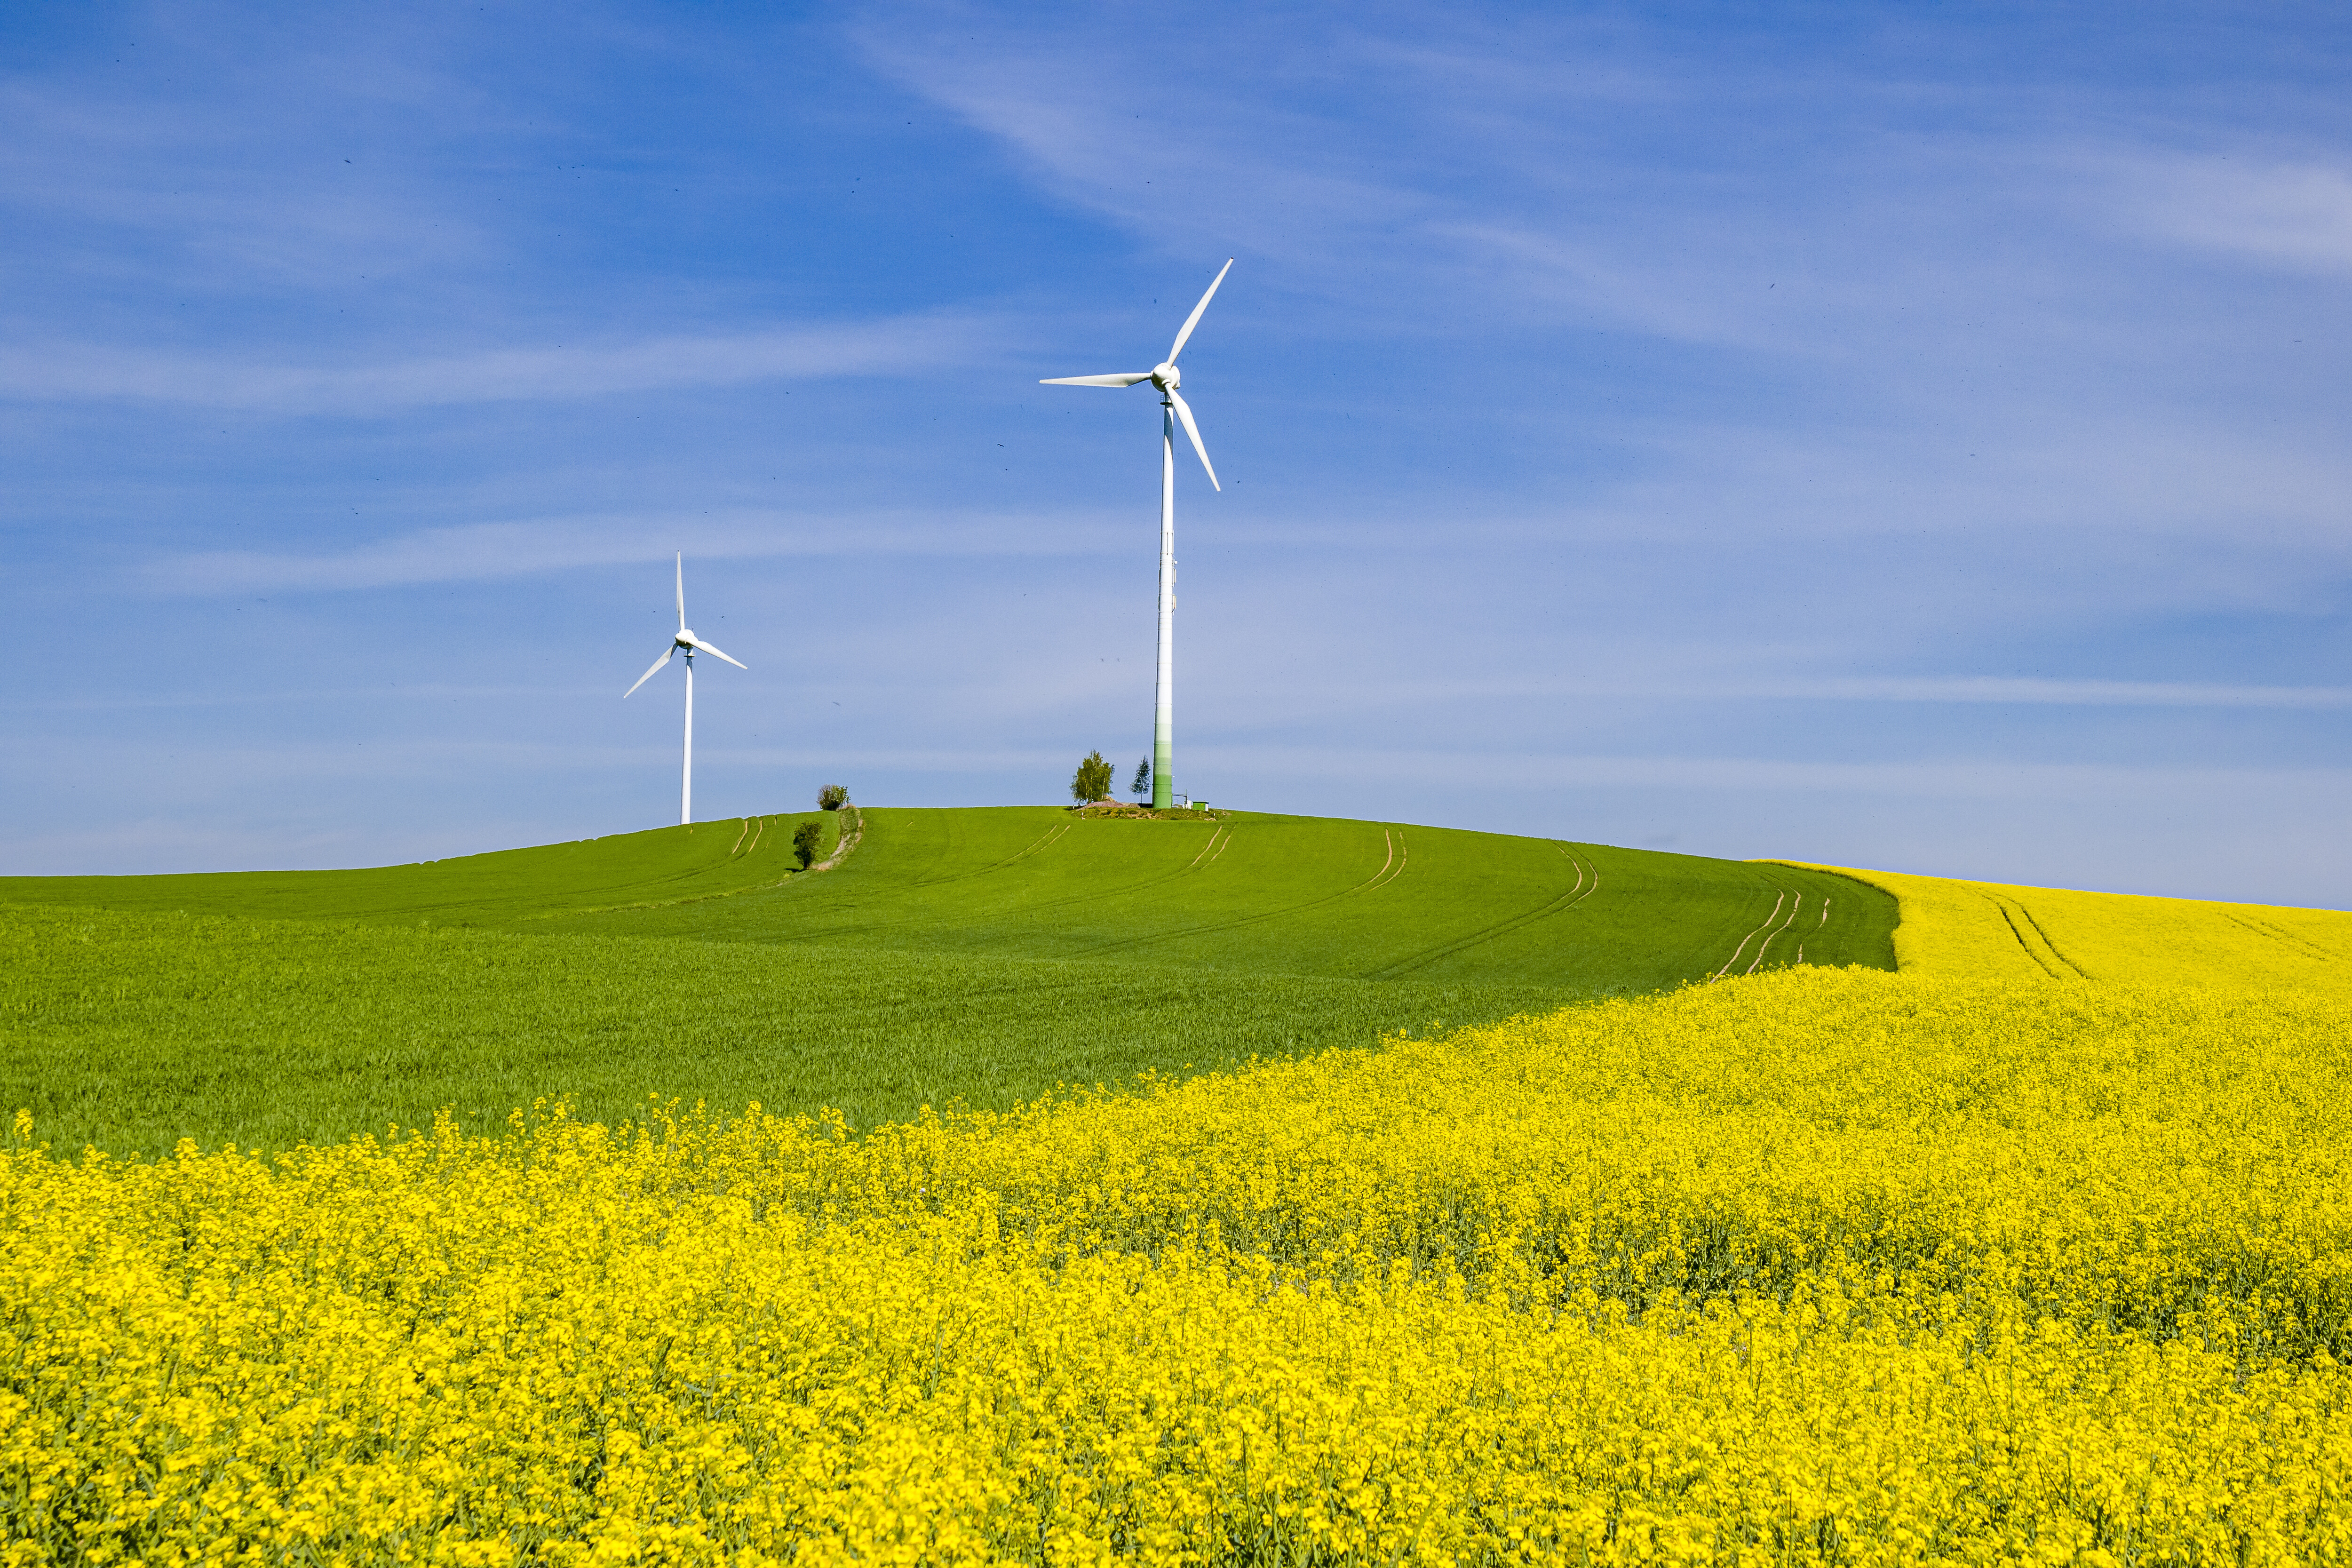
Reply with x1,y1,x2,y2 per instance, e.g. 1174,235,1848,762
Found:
2,806,1897,1156
8,806,1896,982
0,809,843,926
560,807,1897,985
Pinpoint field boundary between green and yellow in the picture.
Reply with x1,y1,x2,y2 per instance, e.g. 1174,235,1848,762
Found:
1767,858,2352,987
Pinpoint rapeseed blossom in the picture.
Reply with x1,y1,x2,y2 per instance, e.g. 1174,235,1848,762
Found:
5,968,2351,1563
1781,860,2352,986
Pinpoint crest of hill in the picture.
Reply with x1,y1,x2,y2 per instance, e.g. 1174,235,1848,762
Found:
5,806,1896,990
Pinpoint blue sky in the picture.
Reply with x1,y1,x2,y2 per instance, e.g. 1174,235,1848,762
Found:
3,1,2348,903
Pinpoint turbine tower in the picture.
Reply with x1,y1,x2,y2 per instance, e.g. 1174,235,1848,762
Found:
623,553,747,825
1041,258,1232,809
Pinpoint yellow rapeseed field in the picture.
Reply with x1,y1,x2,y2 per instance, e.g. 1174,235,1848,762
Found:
1775,863,2352,987
7,968,2352,1564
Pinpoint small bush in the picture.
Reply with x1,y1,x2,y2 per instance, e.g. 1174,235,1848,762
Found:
818,784,848,812
1071,751,1113,804
792,820,825,868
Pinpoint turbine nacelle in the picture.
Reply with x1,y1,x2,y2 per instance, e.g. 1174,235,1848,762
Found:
1039,259,1233,493
624,558,747,697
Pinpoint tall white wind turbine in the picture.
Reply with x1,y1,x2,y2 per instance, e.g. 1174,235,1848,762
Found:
1041,258,1232,810
623,553,747,826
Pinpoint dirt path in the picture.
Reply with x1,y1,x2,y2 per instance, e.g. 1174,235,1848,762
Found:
809,804,865,873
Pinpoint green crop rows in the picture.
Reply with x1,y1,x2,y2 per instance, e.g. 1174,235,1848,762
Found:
2,807,1896,1157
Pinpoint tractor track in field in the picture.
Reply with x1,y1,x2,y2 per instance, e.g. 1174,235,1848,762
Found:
2008,900,2089,978
2219,909,2342,963
1793,898,1831,966
910,820,1223,916
725,815,774,858
911,820,1071,887
765,814,1232,947
1066,825,1418,961
520,810,858,925
1711,890,1784,979
1972,891,2090,979
1363,843,1600,980
1741,891,1808,975
1712,883,1808,980
1184,824,1233,871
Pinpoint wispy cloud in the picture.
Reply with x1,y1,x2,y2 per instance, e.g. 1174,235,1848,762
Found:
143,508,1127,594
1293,675,2352,711
2111,152,2352,275
849,9,1441,287
0,311,995,414
1193,745,2352,804
1746,676,2352,709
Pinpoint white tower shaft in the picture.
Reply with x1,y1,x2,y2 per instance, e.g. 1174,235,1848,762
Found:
1037,260,1229,815
681,653,695,826
1153,400,1176,808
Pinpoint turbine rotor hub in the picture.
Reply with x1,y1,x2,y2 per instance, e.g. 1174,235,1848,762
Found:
1152,361,1180,391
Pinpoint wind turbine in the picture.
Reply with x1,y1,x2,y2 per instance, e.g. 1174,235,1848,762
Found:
1041,258,1232,810
623,553,747,826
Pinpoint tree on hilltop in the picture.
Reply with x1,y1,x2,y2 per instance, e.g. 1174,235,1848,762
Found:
1072,751,1113,803
1131,761,1151,799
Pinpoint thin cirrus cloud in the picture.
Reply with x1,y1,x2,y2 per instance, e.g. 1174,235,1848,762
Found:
1509,676,2352,711
856,11,2348,372
0,311,997,415
850,17,1441,277
143,509,1131,595
1216,671,2352,721
1195,746,2352,803
2111,153,2352,275
1713,676,2352,710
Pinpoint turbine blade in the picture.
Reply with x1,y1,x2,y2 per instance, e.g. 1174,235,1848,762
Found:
1040,373,1152,387
1167,258,1233,362
675,553,685,631
683,637,747,670
624,647,673,698
1169,390,1219,491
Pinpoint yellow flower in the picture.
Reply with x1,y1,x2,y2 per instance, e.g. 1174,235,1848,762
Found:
5,969,2351,1562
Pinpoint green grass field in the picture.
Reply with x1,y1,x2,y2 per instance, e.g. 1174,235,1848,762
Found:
2,805,1896,1156
561,807,1894,986
0,808,846,926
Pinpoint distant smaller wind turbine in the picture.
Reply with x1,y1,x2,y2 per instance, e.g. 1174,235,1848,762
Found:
623,553,746,825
